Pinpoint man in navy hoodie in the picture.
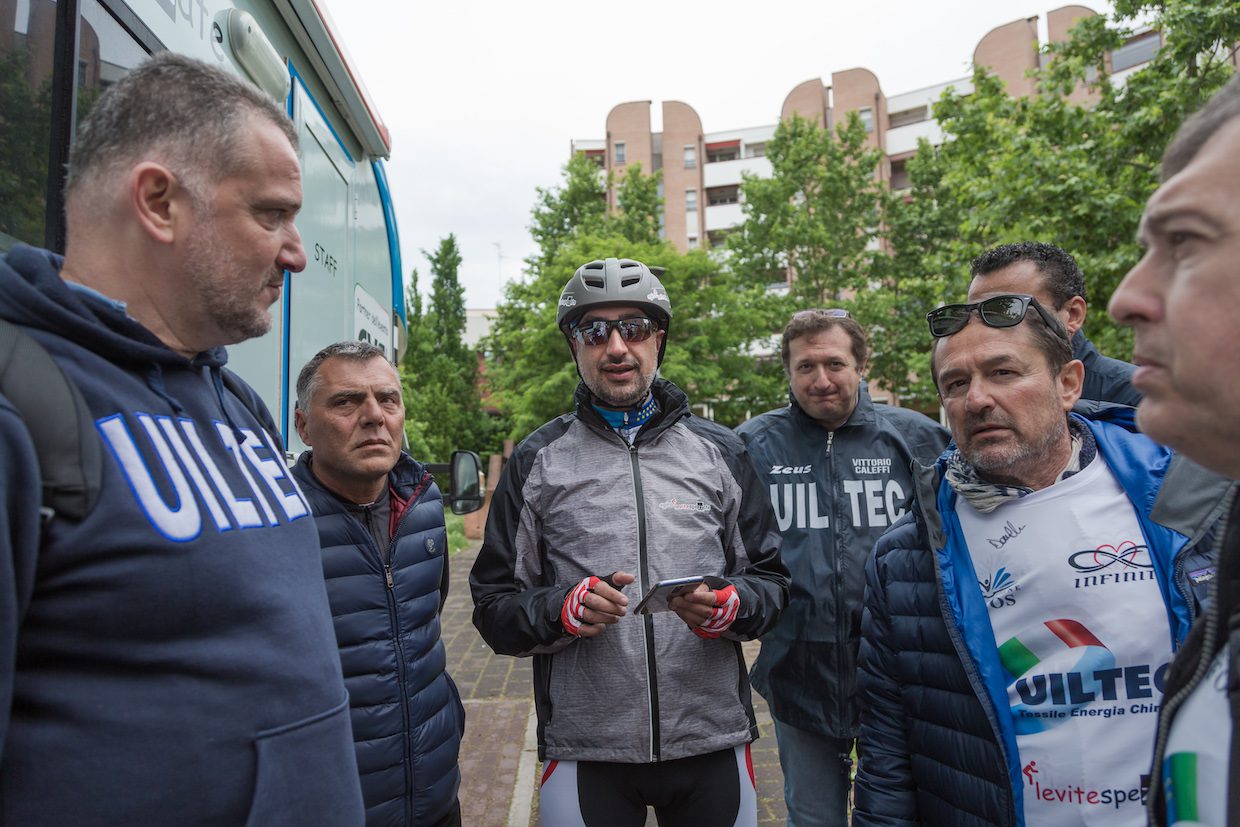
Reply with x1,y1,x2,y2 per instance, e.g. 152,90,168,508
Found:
0,53,364,824
292,341,465,826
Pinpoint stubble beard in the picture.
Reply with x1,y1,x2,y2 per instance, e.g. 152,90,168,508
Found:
185,214,277,346
588,364,657,409
965,412,1068,485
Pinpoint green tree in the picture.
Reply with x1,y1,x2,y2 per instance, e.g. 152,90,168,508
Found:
486,160,776,438
527,152,609,272
400,235,499,462
858,146,962,409
897,0,1239,359
728,113,884,306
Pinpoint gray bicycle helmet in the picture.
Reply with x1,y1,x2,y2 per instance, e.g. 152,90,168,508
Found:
557,257,673,364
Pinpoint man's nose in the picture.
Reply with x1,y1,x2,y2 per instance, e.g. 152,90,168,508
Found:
358,394,384,423
605,326,629,356
280,224,308,274
964,381,994,413
1109,251,1160,327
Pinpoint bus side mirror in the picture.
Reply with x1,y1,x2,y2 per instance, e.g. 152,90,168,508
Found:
449,450,483,515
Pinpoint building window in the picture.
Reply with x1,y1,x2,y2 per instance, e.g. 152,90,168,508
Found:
707,185,739,206
706,146,739,163
888,105,927,129
683,145,696,169
687,236,699,249
614,141,626,165
858,107,874,133
890,159,910,191
744,142,766,158
1111,32,1160,72
685,189,698,212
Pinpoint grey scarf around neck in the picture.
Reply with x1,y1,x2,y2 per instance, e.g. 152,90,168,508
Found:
945,418,1097,514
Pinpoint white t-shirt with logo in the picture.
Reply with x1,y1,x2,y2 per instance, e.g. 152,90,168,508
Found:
1162,649,1231,826
957,456,1172,826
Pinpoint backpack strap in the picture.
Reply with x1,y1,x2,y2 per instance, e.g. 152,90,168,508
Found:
0,319,102,523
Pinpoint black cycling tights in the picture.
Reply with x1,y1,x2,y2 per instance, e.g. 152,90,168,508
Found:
539,744,757,827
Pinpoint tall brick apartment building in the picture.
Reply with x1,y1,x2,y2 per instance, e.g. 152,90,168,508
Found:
572,4,1162,253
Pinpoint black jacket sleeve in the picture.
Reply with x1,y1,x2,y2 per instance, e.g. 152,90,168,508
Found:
702,421,789,641
468,442,575,657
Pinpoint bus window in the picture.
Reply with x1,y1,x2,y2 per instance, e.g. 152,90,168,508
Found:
0,0,147,253
1,0,59,251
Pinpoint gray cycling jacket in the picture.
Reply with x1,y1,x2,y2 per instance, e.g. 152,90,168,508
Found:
470,379,789,763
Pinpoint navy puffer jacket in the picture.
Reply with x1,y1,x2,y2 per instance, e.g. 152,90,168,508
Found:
293,452,464,827
854,408,1224,827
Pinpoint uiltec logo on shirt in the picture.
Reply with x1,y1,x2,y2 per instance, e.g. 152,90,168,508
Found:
999,619,1168,734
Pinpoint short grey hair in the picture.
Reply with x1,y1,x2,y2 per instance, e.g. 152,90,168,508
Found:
1161,73,1240,182
65,51,297,202
296,341,391,410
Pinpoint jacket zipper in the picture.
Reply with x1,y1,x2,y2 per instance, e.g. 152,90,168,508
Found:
826,430,847,734
629,442,661,762
381,486,424,825
1146,500,1231,825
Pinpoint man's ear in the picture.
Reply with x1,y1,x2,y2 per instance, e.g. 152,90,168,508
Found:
294,406,311,445
1061,296,1088,337
1058,359,1085,411
128,162,189,245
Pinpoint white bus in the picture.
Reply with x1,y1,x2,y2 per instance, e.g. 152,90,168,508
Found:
1,0,405,454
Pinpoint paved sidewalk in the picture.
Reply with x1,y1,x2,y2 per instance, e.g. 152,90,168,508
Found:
444,545,789,826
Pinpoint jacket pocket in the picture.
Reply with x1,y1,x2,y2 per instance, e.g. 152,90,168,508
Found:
244,696,364,827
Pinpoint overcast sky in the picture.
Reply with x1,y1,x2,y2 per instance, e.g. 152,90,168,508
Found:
317,0,1113,310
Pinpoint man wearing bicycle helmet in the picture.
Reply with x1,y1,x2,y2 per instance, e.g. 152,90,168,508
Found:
471,257,788,826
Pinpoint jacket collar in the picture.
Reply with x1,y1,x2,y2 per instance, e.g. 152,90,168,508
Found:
574,377,690,442
295,449,429,503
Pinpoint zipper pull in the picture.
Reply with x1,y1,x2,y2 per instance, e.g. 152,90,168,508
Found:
826,431,835,455
385,567,394,589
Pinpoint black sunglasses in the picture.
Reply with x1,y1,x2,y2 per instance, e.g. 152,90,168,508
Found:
572,317,657,348
926,294,1067,339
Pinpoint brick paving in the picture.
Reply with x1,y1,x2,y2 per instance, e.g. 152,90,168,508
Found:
444,545,788,826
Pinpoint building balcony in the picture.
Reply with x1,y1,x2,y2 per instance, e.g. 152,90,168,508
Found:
703,155,772,188
885,118,946,157
705,202,745,232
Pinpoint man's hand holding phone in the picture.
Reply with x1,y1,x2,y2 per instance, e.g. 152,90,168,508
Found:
561,571,635,638
669,582,741,639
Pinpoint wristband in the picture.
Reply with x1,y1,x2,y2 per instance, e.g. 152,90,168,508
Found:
561,576,601,637
693,584,740,639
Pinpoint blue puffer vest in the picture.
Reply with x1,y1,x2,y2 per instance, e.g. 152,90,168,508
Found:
293,452,464,827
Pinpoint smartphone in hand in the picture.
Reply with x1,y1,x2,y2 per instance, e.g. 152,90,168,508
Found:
633,576,706,615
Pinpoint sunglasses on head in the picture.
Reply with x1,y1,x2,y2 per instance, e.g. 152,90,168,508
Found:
926,294,1066,339
793,308,852,321
571,317,657,348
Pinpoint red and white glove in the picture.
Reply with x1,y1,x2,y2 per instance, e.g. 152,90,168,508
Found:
692,584,740,639
561,576,602,637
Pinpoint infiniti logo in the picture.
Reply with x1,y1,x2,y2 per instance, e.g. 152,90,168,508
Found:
1068,542,1152,573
